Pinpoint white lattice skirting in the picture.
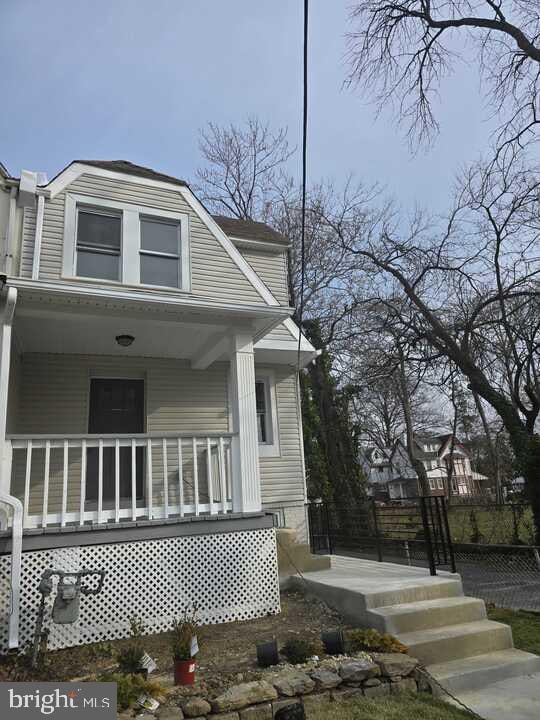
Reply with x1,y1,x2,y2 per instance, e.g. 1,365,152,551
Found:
0,528,280,652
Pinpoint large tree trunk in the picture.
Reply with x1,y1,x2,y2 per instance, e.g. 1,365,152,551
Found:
508,430,540,545
396,351,430,496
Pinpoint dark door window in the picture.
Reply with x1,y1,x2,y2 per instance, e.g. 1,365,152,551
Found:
86,378,145,504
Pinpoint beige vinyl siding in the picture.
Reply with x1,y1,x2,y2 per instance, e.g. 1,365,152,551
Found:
7,346,21,434
19,173,263,305
257,365,306,505
239,248,296,345
240,247,289,305
259,323,296,343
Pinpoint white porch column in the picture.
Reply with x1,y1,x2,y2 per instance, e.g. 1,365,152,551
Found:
229,332,262,513
0,287,16,494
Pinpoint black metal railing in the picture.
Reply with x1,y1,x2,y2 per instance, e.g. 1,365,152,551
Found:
307,496,456,576
307,498,540,608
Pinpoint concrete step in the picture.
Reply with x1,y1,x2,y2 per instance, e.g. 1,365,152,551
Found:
368,596,486,634
427,648,540,695
362,578,464,610
397,620,513,665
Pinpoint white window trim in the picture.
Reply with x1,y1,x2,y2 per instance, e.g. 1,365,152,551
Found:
256,371,280,458
62,193,191,291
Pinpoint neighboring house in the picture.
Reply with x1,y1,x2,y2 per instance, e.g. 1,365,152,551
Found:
359,446,394,499
362,434,488,500
0,159,317,652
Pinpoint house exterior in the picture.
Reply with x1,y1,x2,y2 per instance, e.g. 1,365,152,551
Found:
362,434,487,501
0,159,317,652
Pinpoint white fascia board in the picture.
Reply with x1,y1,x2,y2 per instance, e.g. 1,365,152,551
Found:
230,236,290,253
45,163,296,315
9,277,291,323
45,163,192,199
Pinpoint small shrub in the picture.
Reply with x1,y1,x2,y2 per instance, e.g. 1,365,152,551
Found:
97,672,164,710
346,628,408,654
281,636,324,664
170,606,200,661
89,641,115,660
117,616,145,673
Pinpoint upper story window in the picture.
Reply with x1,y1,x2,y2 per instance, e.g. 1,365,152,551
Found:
76,208,122,281
140,216,181,288
63,193,190,291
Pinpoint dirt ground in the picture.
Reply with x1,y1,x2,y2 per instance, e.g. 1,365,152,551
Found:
1,590,345,693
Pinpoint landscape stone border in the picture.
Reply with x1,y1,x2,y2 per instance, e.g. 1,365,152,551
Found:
128,652,425,720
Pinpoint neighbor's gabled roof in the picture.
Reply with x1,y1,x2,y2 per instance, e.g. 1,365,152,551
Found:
212,214,288,246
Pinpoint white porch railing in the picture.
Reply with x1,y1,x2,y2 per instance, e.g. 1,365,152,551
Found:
7,432,234,530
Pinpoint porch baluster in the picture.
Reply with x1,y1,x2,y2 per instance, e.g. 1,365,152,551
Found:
42,441,50,529
146,438,153,520
218,437,227,515
114,439,120,523
79,439,86,525
98,439,103,524
131,438,137,521
207,437,215,515
192,437,199,516
162,438,169,519
23,440,32,526
177,437,184,517
61,440,68,527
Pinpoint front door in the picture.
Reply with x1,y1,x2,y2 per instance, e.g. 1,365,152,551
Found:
86,378,145,503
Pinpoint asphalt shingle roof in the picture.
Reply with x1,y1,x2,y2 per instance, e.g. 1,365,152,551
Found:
212,214,288,246
74,160,189,188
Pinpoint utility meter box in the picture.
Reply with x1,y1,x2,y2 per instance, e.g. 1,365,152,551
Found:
52,581,81,624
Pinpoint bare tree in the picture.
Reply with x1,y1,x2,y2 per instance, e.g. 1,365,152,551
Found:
349,347,443,451
347,1,540,150
195,118,293,220
307,153,540,536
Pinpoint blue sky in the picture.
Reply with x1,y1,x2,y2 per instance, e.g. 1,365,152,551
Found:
1,0,493,213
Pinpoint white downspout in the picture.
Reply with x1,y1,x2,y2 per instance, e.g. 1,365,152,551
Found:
32,194,44,280
3,187,17,276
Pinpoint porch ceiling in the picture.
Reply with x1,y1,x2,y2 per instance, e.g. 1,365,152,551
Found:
15,309,225,361
11,282,293,364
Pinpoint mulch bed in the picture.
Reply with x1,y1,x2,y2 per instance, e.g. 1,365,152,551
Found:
0,590,345,693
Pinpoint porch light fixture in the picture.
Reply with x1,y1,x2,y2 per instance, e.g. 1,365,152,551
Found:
116,334,135,347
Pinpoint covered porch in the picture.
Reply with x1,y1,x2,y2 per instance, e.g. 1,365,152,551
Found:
0,280,295,532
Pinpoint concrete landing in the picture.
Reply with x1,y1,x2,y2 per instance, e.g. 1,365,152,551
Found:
449,672,540,720
291,555,540,720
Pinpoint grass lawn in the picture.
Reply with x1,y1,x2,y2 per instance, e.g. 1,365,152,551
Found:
307,694,473,719
487,606,540,655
